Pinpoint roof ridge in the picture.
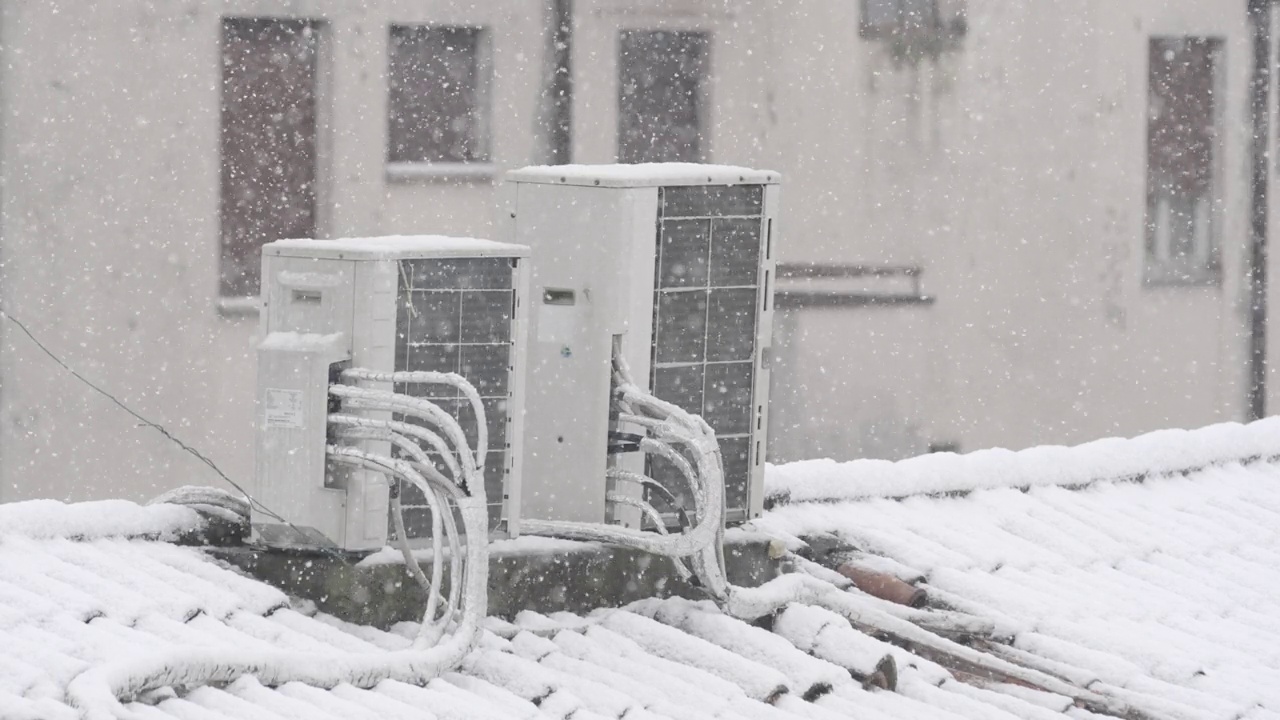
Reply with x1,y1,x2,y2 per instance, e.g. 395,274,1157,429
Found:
766,417,1280,505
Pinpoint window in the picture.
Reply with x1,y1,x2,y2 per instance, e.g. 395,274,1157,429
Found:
387,25,491,173
220,18,321,299
1146,37,1223,285
860,0,966,46
618,30,708,164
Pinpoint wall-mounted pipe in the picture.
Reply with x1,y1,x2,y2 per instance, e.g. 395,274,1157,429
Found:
1248,0,1272,420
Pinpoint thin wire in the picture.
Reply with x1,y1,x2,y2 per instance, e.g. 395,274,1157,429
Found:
0,309,286,522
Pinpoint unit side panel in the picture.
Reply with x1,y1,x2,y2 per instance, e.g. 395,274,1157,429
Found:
505,258,532,536
749,184,780,521
255,256,356,546
608,188,662,529
352,260,399,373
514,183,638,525
344,260,400,550
262,256,357,347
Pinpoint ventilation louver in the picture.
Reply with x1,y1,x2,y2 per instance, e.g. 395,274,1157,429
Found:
393,257,519,536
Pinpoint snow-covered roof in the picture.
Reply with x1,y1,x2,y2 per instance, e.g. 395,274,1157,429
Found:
0,500,1002,720
507,163,780,188
766,416,1280,504
760,420,1280,720
264,235,530,261
6,419,1279,719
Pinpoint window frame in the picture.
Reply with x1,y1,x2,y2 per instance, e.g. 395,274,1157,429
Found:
1143,35,1225,287
385,23,495,183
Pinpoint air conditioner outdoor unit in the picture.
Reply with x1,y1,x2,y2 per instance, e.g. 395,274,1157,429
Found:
252,236,530,552
505,164,779,532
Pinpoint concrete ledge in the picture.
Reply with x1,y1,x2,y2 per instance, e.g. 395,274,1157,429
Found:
211,538,781,628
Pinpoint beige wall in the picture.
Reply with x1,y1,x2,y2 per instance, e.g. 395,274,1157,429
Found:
767,0,1260,459
0,0,1268,502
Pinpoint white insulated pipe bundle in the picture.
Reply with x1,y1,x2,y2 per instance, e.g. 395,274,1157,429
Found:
66,371,495,719
518,339,732,600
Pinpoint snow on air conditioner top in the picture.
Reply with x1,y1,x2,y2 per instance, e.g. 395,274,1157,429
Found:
265,235,529,260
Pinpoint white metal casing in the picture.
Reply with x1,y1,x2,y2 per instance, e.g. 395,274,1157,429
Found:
506,165,780,530
254,236,530,551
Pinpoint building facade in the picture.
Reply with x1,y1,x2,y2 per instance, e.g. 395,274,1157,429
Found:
0,0,1269,501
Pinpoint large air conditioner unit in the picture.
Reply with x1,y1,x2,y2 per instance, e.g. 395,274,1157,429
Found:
506,164,779,531
252,236,529,551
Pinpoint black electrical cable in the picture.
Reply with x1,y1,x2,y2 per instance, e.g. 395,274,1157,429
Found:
0,309,348,563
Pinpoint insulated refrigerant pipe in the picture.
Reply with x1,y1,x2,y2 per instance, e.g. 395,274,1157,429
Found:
328,413,465,495
517,422,724,561
330,424,460,634
67,376,497,718
67,474,491,720
328,385,480,482
327,447,474,647
603,486,694,582
340,369,489,475
614,350,732,599
327,390,484,623
518,386,728,582
605,466,684,510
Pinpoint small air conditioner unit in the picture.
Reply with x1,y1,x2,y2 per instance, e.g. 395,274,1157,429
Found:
252,236,530,551
505,164,779,531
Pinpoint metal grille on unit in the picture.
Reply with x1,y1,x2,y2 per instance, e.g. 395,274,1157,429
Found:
393,257,518,536
646,185,766,523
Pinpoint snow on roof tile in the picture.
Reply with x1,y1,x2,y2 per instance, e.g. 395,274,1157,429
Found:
766,416,1280,503
9,422,1279,720
759,427,1280,720
0,496,1089,720
0,499,201,541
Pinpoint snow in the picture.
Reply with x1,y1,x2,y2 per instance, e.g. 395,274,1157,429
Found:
507,163,779,188
257,331,345,351
626,597,851,698
595,609,790,702
771,603,897,678
0,499,201,541
7,424,1280,720
264,235,529,261
766,416,1280,503
760,454,1280,720
357,536,598,567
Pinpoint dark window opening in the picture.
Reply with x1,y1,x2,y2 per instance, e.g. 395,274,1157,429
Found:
388,25,490,165
1145,36,1223,285
618,30,708,164
219,17,320,298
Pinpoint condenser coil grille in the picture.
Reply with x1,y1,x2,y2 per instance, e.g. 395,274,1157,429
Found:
647,185,764,522
392,257,516,536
